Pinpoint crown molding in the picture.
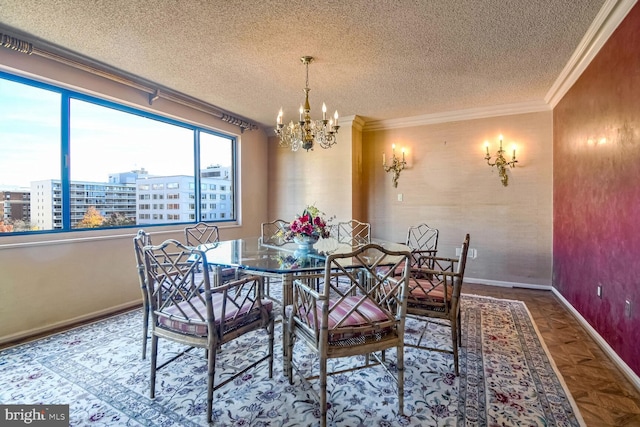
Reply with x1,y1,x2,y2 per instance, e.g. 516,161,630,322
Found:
546,0,638,108
363,100,550,132
340,114,366,131
363,0,636,132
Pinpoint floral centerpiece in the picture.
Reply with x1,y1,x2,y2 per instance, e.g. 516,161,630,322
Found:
279,205,332,249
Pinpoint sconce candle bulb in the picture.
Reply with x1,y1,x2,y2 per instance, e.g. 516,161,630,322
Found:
484,135,518,186
383,144,407,187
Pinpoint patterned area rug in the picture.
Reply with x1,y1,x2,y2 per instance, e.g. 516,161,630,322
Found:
0,295,585,426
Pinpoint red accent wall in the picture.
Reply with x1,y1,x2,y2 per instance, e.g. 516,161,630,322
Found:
553,3,640,376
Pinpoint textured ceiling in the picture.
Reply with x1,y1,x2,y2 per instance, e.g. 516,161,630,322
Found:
0,0,607,130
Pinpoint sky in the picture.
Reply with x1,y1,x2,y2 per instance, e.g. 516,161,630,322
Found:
0,77,232,188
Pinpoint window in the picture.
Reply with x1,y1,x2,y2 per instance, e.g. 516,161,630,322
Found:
0,79,60,232
0,71,237,235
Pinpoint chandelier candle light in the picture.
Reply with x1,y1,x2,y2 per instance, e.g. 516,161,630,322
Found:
383,144,407,187
484,134,518,186
276,56,339,152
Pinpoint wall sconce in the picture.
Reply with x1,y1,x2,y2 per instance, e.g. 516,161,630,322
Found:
382,144,407,187
484,135,517,187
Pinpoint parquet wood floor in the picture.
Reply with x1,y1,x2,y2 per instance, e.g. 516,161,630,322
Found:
465,283,640,427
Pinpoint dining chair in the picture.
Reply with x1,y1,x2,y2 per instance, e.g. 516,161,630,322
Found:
143,239,275,424
406,223,439,268
405,233,470,375
184,222,221,246
330,219,371,246
259,219,289,300
184,222,237,281
133,229,153,359
260,218,289,246
284,243,411,427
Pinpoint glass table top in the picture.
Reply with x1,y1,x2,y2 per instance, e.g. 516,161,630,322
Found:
198,237,409,274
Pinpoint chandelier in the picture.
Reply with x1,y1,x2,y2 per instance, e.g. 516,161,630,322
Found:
276,56,339,151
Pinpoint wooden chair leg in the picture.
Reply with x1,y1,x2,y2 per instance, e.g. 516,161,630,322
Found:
451,318,459,376
285,318,294,382
150,334,158,398
268,320,274,378
320,356,328,427
207,343,216,423
142,306,149,359
398,343,404,414
457,310,462,346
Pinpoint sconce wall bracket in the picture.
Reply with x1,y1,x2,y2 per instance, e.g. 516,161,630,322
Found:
384,153,406,188
484,137,517,186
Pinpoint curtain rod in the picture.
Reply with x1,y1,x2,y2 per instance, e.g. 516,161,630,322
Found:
0,31,258,132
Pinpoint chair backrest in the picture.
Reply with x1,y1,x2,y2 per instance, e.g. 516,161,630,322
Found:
133,229,153,293
313,244,411,340
455,233,470,279
406,223,439,252
261,219,288,246
184,222,220,246
331,220,371,246
406,223,439,269
143,239,210,323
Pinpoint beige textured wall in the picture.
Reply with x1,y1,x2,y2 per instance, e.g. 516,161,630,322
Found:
0,49,269,344
267,116,362,223
363,112,553,286
266,111,552,286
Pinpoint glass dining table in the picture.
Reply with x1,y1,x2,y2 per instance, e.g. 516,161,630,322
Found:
197,236,410,374
197,236,410,317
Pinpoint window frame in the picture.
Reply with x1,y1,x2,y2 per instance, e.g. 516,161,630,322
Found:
0,70,238,236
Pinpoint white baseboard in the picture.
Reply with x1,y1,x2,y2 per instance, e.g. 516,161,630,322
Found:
551,288,640,393
466,277,552,290
0,300,142,347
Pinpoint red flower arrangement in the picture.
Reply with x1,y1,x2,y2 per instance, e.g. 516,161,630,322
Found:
281,205,332,241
